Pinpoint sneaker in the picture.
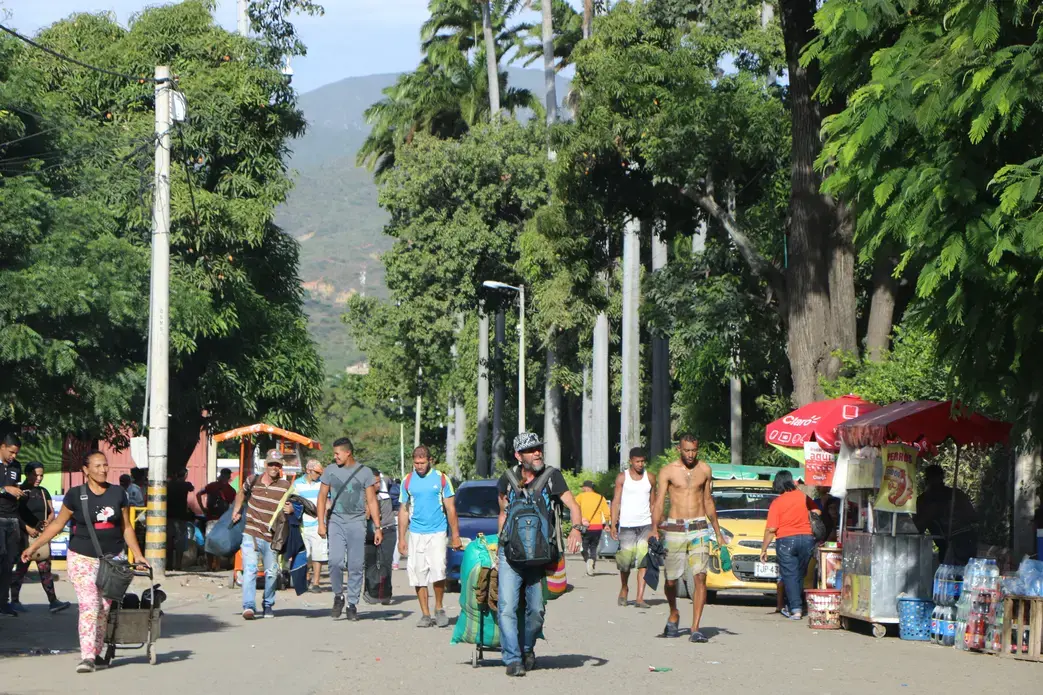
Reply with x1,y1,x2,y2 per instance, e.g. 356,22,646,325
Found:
345,604,358,621
781,607,793,619
689,631,709,643
661,620,680,638
381,598,393,606
50,600,72,614
505,663,526,677
434,609,449,628
76,659,95,674
242,608,256,621
523,651,537,671
308,585,323,594
0,604,19,618
417,614,436,628
585,559,594,576
9,601,27,613
331,595,345,619
263,607,275,619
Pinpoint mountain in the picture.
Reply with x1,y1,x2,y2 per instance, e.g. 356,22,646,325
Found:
276,69,571,374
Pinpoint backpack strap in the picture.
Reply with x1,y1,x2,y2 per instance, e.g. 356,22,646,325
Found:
529,467,556,499
504,468,525,499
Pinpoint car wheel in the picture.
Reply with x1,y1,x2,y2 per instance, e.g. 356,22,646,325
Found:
706,590,718,604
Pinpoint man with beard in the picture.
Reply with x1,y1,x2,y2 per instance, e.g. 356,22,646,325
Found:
496,433,583,677
652,434,728,643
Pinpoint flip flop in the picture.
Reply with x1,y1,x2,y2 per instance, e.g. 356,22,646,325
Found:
618,595,628,607
635,600,651,609
661,621,680,638
689,631,709,643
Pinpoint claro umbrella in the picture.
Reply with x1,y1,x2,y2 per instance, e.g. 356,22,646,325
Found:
765,395,880,461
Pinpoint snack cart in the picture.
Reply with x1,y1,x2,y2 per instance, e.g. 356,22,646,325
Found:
834,401,1011,638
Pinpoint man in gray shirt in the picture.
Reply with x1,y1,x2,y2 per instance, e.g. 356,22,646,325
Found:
317,437,381,621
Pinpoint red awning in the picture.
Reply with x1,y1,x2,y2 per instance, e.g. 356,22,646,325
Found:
764,395,879,453
837,400,1011,449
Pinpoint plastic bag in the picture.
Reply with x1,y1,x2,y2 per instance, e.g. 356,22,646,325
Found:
203,506,246,557
451,535,501,647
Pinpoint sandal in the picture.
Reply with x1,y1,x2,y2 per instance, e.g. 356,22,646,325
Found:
689,631,709,643
635,600,651,609
661,620,680,638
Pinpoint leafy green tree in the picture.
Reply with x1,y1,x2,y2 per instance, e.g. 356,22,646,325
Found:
811,0,1043,429
0,1,323,457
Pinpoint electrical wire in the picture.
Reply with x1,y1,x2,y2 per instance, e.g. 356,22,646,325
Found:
176,127,202,230
0,24,157,83
0,93,152,152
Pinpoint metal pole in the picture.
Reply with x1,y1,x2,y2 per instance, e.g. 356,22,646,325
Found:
492,311,506,464
477,308,490,474
146,66,172,576
237,0,249,36
414,368,422,449
518,285,526,433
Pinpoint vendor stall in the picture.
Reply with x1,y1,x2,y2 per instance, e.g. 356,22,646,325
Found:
833,401,1012,638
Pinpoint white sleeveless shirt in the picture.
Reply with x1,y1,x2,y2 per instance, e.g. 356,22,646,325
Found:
619,469,652,528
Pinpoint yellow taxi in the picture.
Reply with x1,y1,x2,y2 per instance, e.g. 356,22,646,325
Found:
705,478,815,600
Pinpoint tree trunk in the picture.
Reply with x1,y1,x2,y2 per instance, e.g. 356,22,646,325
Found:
492,310,506,464
865,254,898,362
620,218,641,467
541,0,557,127
481,1,501,119
1013,434,1041,558
779,0,836,406
827,200,858,376
590,310,610,473
651,232,670,458
476,308,490,475
583,0,594,39
445,401,457,473
543,338,562,468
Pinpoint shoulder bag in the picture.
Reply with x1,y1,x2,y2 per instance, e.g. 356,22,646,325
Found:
80,485,135,600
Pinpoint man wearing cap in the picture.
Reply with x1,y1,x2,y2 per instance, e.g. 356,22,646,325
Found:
496,432,583,677
575,480,609,576
231,451,294,619
295,459,328,592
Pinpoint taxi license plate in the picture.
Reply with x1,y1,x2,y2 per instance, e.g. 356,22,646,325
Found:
755,561,778,579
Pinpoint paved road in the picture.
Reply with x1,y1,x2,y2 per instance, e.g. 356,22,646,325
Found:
1,557,1039,693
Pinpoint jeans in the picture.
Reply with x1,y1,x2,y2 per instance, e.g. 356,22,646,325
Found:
776,534,815,614
241,534,278,611
328,520,366,605
0,518,21,606
497,551,545,666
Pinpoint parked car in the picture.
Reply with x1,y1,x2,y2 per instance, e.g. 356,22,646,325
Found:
445,479,500,589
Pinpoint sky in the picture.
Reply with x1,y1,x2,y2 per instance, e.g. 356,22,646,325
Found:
7,0,580,94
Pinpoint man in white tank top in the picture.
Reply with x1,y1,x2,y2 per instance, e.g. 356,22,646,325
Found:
609,447,656,608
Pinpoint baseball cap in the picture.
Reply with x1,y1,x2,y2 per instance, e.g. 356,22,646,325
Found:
582,480,595,489
263,450,283,466
513,432,543,452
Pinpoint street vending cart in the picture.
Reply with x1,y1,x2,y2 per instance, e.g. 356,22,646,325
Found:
212,424,322,588
834,401,1011,638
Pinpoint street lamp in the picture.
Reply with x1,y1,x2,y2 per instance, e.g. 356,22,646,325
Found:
482,280,526,433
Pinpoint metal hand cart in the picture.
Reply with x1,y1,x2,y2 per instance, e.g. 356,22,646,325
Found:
471,602,501,668
103,564,162,665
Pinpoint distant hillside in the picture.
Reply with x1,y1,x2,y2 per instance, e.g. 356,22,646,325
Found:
276,69,570,374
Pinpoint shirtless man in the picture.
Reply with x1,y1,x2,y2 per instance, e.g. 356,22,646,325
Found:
652,434,727,643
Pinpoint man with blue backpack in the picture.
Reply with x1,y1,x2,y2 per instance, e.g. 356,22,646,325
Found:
497,432,583,677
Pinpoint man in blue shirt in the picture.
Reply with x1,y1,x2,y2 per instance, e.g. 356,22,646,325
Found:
295,460,327,592
397,445,461,628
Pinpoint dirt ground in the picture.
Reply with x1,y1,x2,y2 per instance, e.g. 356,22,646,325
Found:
0,557,1039,694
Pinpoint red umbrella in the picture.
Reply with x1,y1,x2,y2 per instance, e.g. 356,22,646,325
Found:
837,400,1011,449
764,395,879,453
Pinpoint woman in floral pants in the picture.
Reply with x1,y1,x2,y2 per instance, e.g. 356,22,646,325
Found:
23,451,147,673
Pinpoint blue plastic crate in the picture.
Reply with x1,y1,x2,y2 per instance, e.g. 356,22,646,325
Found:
897,597,934,641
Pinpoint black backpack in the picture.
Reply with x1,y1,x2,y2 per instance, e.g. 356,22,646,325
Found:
502,467,562,567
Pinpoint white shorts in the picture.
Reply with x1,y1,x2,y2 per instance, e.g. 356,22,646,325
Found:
407,531,447,587
302,524,328,563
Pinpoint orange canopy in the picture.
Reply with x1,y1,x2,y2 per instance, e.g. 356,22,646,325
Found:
213,423,322,449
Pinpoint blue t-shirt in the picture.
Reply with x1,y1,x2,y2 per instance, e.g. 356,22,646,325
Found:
294,479,324,529
400,470,454,535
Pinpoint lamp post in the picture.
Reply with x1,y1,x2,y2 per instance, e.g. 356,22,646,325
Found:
482,281,525,433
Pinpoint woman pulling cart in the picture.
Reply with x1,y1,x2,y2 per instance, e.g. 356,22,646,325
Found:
23,450,148,673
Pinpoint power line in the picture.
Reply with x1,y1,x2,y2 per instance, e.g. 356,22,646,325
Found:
0,24,156,83
0,93,152,152
176,127,202,230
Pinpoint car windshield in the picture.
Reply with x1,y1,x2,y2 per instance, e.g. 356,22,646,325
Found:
712,488,777,520
454,486,500,518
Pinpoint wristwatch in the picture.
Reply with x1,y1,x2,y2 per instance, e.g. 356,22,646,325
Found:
574,524,588,533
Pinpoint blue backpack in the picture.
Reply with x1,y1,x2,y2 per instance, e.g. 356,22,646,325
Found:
502,467,561,567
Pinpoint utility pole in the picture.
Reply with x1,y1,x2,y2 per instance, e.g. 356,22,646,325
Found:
492,311,506,465
237,0,250,36
145,66,172,576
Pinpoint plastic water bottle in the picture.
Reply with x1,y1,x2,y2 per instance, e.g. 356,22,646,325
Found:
933,565,945,604
930,605,942,644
